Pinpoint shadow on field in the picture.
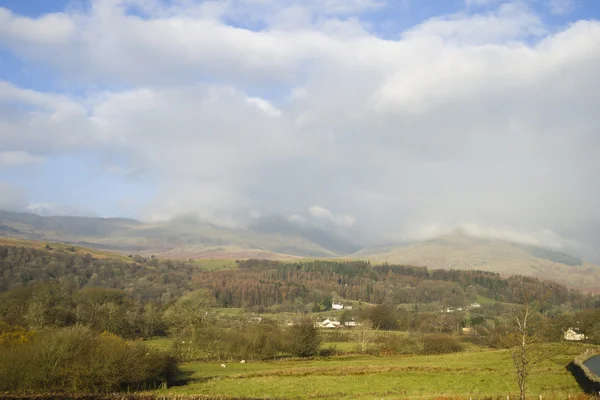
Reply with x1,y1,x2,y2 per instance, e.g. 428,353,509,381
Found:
170,369,214,387
567,361,600,394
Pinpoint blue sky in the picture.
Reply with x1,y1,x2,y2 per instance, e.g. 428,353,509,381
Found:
1,0,600,258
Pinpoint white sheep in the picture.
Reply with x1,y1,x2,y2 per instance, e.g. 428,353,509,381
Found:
240,360,246,364
220,363,227,368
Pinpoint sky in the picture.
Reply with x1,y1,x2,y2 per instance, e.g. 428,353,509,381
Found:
1,0,600,259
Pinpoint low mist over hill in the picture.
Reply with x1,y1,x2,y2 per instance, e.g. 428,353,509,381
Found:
0,210,350,259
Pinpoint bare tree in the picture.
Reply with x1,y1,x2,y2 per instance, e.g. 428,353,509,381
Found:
353,320,375,354
507,287,547,400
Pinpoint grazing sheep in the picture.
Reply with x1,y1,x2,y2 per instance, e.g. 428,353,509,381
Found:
220,364,227,368
240,360,246,364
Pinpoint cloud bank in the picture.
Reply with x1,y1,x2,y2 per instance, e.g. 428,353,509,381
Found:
0,0,599,259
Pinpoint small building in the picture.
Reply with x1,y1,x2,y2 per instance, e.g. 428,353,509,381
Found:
344,320,358,327
319,318,341,328
564,328,586,341
462,327,472,335
332,302,344,310
470,302,482,309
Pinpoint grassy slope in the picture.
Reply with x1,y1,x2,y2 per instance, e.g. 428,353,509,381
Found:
166,343,593,399
0,237,132,261
0,237,239,271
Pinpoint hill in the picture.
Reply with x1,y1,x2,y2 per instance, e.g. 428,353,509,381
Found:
351,234,600,291
0,210,356,259
2,210,600,291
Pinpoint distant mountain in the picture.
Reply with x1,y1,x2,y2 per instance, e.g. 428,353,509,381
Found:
0,210,352,259
249,215,361,255
350,233,600,291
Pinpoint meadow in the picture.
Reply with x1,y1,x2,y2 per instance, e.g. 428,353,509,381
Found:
163,343,592,400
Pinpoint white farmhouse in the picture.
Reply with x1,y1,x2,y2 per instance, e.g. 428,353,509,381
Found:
564,328,586,341
319,318,341,328
332,302,344,310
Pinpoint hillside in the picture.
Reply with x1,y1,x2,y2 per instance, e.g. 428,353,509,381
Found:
351,234,600,291
0,211,354,259
2,211,600,291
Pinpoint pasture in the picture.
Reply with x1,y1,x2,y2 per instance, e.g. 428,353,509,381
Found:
165,343,591,399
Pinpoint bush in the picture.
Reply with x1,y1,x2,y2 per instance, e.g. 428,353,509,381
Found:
422,334,464,354
378,334,422,355
285,317,321,357
318,346,339,357
0,326,179,393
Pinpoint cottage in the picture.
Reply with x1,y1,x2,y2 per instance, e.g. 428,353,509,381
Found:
332,302,344,310
564,328,586,341
319,318,341,328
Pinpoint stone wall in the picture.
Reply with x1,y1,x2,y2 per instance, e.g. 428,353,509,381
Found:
569,349,600,394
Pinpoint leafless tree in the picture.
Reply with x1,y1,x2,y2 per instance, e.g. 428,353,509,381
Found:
353,320,375,354
507,286,547,400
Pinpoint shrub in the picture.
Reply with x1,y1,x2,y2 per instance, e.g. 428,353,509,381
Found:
285,317,321,357
0,326,179,393
378,334,422,355
422,334,464,354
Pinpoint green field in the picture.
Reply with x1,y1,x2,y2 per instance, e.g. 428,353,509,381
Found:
164,343,592,399
191,258,240,270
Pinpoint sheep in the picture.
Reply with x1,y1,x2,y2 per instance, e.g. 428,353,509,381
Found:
220,363,227,368
240,360,246,364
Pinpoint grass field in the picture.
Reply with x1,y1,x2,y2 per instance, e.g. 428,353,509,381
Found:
0,237,135,261
191,258,240,270
164,343,593,400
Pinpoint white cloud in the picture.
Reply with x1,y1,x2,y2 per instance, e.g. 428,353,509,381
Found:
246,97,282,117
1,1,600,259
288,214,306,226
458,223,569,250
25,203,100,217
309,205,356,227
0,182,27,211
0,151,45,167
249,209,262,219
405,3,546,45
0,8,74,45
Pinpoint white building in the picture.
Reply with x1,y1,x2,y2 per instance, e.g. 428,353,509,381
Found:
319,318,341,328
332,302,344,310
564,328,586,341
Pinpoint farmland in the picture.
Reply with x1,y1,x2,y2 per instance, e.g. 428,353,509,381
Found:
164,343,592,399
